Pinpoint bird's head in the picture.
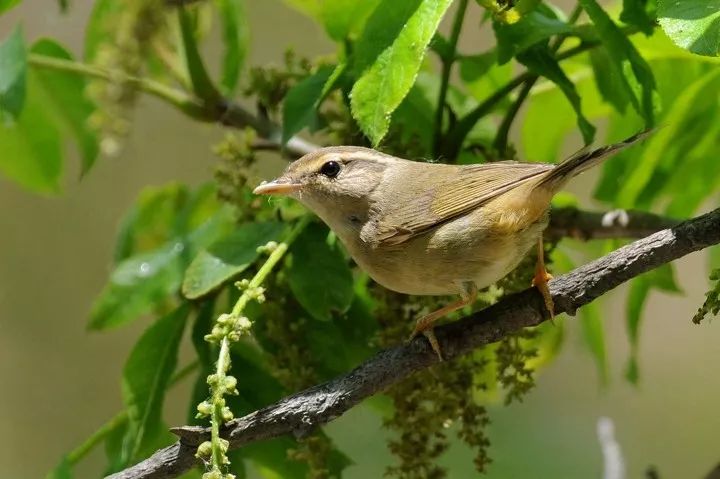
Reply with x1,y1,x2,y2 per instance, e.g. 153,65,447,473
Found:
253,146,391,212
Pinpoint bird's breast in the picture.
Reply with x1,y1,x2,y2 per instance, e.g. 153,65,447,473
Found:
335,209,549,296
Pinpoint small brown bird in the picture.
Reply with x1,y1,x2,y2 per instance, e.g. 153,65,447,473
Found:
254,131,651,359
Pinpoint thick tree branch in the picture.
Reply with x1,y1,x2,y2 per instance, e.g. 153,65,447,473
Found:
108,207,720,479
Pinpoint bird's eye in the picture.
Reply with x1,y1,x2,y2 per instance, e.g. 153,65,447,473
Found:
320,160,341,178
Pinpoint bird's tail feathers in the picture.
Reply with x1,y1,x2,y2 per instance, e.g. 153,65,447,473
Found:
534,128,654,191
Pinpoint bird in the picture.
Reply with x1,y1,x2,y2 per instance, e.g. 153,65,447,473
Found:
254,130,652,359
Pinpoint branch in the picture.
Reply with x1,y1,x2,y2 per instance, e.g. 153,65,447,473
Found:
492,5,584,156
442,25,640,160
108,206,720,479
27,54,320,159
546,207,680,240
433,0,469,155
215,101,320,157
491,79,533,155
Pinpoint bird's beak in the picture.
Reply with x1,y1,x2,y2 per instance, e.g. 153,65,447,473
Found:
253,177,302,195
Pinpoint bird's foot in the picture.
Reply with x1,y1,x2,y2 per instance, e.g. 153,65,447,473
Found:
532,268,555,321
408,322,444,361
407,284,477,362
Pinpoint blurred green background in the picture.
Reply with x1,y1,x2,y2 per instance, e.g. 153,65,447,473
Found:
1,1,719,478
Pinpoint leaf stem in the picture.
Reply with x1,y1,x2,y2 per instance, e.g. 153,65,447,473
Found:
442,24,640,160
491,80,534,156
433,0,469,156
67,411,128,465
28,53,319,158
491,3,585,156
202,215,311,476
28,53,203,115
231,215,310,318
210,337,231,470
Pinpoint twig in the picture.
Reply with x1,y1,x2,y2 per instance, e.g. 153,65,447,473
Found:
546,207,680,241
442,25,639,160
27,54,320,159
491,79,534,155
108,206,720,479
433,0,469,156
492,4,584,156
28,54,196,112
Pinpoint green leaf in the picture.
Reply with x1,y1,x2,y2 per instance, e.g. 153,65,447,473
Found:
284,0,381,41
592,114,645,203
493,10,573,64
114,182,224,262
84,0,119,60
391,70,482,156
182,221,285,299
318,0,382,41
457,51,493,80
244,439,307,479
616,68,720,208
391,73,437,154
523,62,611,163
114,184,190,262
282,65,334,144
103,417,129,474
621,0,657,35
121,304,189,463
522,83,576,162
459,50,513,101
662,113,720,216
305,298,378,377
712,246,720,271
90,243,189,330
580,301,609,385
46,456,72,479
352,0,421,74
282,0,321,19
0,26,26,119
287,223,354,321
580,0,658,124
625,264,679,384
89,205,234,330
0,74,62,194
216,0,249,94
589,46,631,114
191,299,215,368
350,0,453,145
178,7,220,102
30,39,99,175
517,45,596,144
658,0,720,56
0,0,21,15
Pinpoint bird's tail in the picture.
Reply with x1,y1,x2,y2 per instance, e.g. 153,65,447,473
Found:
534,129,654,192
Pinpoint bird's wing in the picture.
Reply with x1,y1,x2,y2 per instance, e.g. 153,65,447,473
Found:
374,162,553,246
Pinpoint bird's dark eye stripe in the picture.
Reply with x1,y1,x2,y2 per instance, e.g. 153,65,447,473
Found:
320,160,341,178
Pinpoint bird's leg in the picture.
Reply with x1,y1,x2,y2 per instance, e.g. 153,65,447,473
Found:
531,237,555,320
409,283,478,361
